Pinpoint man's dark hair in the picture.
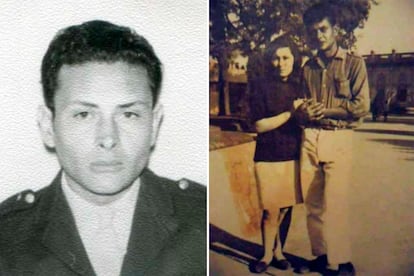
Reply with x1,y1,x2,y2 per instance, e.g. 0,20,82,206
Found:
303,3,337,27
41,20,162,112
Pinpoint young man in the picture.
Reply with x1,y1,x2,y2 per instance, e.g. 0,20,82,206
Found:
296,3,370,276
0,20,206,275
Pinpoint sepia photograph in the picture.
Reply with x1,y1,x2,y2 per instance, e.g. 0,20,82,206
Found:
0,1,207,275
210,0,414,275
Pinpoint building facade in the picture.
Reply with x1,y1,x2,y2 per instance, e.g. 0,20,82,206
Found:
209,50,414,124
363,50,414,113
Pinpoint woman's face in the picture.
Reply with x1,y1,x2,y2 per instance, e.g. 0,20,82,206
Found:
271,47,294,80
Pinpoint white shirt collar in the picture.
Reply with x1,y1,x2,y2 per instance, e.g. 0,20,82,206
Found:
61,172,140,231
61,171,140,275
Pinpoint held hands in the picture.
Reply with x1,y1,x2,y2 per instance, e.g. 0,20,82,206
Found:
305,99,325,121
293,99,325,124
293,99,305,110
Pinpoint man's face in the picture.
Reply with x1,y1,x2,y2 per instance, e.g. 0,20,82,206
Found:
307,18,337,51
272,47,295,79
40,62,162,201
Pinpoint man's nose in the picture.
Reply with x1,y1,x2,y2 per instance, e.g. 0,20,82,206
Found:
96,118,119,150
316,30,324,40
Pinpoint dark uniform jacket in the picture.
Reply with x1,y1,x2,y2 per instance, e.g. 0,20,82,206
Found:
0,169,206,275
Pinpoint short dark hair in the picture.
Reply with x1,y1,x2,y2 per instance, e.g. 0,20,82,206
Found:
303,3,337,27
264,35,301,81
41,20,162,112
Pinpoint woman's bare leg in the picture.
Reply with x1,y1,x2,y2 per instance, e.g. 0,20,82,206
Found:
273,207,290,259
260,209,280,263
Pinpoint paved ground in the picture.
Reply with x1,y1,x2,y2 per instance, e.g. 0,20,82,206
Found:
210,114,414,276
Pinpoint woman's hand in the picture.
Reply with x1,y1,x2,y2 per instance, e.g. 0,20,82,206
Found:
293,98,305,110
293,99,325,124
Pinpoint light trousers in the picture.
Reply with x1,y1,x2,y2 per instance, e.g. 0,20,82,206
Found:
300,128,353,266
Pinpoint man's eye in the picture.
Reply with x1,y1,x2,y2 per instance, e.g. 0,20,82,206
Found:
124,112,139,118
74,112,90,119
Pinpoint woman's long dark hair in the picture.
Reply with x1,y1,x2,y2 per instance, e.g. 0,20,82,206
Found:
263,35,302,83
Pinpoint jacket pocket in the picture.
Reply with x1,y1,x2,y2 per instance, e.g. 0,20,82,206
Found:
334,79,351,98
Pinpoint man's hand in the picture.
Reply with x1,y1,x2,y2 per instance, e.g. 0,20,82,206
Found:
306,100,325,121
294,99,325,125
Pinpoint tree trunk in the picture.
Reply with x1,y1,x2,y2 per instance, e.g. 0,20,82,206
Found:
217,53,227,116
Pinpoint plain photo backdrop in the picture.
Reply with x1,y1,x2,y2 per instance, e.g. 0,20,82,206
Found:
0,0,208,202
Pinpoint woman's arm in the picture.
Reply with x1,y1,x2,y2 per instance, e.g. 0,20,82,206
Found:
255,111,292,133
255,99,304,133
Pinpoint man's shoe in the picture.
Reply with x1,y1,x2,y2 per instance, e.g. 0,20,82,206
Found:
270,257,291,270
324,262,356,276
338,262,356,276
296,254,328,274
308,254,328,272
249,260,269,274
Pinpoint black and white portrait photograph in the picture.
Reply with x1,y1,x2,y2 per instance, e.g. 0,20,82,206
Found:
209,0,414,275
0,1,207,275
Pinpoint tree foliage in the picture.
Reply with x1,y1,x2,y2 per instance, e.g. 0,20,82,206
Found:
210,0,377,58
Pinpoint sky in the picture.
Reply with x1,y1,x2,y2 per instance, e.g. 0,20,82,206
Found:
355,0,414,55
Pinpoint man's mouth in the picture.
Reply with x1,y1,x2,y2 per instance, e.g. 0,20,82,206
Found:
90,161,123,172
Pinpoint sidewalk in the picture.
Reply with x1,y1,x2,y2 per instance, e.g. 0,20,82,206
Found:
210,204,319,276
210,114,414,276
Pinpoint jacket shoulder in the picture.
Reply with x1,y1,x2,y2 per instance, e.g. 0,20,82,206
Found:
147,172,206,230
0,189,38,218
0,187,52,249
159,175,206,209
163,177,206,209
0,184,52,233
173,178,206,200
347,51,363,59
167,178,206,231
143,170,206,209
346,52,366,65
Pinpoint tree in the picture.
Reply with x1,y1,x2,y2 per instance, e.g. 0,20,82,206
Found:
210,0,377,116
210,0,230,115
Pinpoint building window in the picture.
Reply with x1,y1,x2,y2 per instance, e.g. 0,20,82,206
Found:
376,73,386,90
397,86,407,102
397,73,408,102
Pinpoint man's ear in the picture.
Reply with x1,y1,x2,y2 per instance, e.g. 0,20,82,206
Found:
333,24,340,37
151,103,163,148
37,105,55,148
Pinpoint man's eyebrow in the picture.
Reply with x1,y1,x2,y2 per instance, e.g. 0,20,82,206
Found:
68,100,149,108
70,101,98,108
117,101,149,108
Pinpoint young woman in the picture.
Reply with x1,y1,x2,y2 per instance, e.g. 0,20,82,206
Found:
248,36,304,273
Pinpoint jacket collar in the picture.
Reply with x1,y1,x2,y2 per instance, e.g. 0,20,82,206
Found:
314,46,347,68
121,169,179,275
41,171,95,275
41,168,179,276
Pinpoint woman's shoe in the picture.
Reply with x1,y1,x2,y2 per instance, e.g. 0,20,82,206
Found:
270,257,291,270
249,260,269,274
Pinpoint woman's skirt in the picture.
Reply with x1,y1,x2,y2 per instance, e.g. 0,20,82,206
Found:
255,160,303,212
